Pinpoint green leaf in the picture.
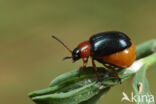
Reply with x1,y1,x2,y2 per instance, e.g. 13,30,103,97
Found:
80,87,110,104
132,65,155,104
31,82,109,104
28,40,156,104
29,67,132,104
29,67,112,104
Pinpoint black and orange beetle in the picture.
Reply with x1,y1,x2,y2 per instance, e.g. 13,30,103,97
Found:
52,31,136,81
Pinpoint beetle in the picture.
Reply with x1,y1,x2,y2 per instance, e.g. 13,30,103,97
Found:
52,31,136,81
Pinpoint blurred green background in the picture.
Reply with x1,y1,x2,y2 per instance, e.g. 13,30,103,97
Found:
0,0,156,104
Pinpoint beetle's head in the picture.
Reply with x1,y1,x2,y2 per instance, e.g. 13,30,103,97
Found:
72,47,81,62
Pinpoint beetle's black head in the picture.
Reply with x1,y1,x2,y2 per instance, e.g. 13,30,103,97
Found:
72,47,81,62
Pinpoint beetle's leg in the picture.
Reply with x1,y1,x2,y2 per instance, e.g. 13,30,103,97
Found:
92,59,101,81
104,64,121,83
78,57,88,77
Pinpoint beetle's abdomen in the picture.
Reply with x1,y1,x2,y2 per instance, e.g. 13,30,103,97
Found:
101,41,136,68
89,31,132,57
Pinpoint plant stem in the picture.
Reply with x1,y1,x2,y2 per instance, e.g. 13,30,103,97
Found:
136,40,156,59
141,53,156,67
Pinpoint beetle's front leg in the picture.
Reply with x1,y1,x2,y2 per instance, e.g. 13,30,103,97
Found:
78,57,88,77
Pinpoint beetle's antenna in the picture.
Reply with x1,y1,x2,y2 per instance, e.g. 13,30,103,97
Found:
62,56,72,61
51,35,72,53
